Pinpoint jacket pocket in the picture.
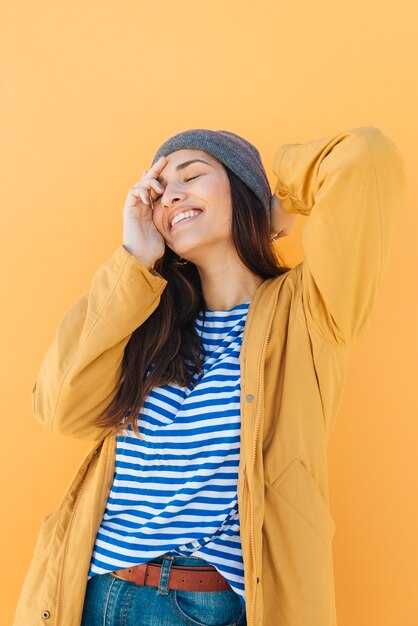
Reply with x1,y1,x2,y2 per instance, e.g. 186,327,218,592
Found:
269,457,336,544
262,458,337,625
13,508,62,625
13,444,102,626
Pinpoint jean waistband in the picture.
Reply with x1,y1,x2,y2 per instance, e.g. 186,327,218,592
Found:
148,552,211,567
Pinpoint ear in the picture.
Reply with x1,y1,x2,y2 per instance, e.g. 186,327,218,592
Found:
270,193,282,228
268,193,275,228
270,193,279,213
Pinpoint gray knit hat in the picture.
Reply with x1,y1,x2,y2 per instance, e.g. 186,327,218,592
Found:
151,129,273,226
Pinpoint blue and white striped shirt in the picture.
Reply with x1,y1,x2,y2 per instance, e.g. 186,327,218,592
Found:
88,300,250,607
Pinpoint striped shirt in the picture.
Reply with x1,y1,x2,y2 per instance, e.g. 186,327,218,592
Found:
88,300,250,607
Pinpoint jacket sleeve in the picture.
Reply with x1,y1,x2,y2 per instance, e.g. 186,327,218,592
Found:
272,126,406,346
31,244,168,441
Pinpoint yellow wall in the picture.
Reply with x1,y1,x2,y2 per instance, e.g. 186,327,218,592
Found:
2,1,417,624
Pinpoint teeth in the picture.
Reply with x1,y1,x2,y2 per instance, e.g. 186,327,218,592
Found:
171,210,201,228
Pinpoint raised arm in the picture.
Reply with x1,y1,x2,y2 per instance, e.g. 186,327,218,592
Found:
31,245,167,441
272,126,406,346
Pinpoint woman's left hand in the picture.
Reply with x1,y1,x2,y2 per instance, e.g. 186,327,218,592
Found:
270,193,297,240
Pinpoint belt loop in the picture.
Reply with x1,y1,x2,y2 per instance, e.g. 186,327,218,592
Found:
157,555,174,595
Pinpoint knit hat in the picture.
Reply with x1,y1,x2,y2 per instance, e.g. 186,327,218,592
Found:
151,129,273,226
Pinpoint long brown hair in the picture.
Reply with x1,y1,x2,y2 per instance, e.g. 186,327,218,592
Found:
94,166,292,438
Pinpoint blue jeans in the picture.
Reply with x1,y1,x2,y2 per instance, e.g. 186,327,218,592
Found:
80,553,247,626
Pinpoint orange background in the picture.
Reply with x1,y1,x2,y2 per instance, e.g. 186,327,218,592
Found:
2,1,417,624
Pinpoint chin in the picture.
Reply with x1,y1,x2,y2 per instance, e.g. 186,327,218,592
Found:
168,240,201,262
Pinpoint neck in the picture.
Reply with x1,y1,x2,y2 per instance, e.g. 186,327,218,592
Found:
194,250,264,311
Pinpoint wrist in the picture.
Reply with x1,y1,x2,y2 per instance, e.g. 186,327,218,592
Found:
122,245,154,270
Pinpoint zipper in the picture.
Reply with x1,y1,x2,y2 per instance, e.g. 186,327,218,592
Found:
248,291,279,626
53,442,102,624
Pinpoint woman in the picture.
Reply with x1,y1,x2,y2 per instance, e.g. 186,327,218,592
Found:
13,127,405,626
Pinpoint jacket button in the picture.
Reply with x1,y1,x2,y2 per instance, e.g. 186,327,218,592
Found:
245,394,254,402
41,610,51,619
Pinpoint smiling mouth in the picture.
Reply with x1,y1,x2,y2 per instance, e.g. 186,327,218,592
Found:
170,209,203,230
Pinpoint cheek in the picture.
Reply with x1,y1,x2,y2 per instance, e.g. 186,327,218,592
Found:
206,179,232,214
215,190,233,226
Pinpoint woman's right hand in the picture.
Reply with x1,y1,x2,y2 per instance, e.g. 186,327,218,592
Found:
122,156,167,269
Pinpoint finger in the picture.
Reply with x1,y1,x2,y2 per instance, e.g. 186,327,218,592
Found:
126,187,149,207
149,186,160,202
149,180,164,194
131,179,164,195
130,186,149,205
139,189,150,204
132,179,147,188
146,155,167,175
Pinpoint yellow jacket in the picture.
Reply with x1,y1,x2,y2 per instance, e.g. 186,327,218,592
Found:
13,126,406,626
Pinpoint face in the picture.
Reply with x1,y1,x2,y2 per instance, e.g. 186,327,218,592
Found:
150,149,233,265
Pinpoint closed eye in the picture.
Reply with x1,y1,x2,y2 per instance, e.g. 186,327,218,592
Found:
154,175,200,200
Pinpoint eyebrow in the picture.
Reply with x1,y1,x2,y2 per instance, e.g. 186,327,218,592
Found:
156,159,212,185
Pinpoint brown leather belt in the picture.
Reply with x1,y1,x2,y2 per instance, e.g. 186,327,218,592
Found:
111,561,232,592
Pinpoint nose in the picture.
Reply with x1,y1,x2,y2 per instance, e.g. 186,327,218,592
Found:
161,181,187,207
